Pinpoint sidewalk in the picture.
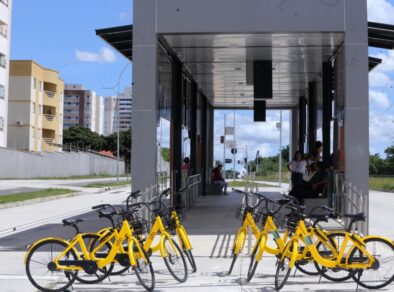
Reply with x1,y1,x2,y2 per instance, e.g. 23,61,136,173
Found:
0,187,393,291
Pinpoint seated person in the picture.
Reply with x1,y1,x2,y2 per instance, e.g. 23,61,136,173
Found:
212,164,228,195
289,162,327,204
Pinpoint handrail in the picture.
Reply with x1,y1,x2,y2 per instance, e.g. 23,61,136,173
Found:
44,90,56,98
43,114,55,121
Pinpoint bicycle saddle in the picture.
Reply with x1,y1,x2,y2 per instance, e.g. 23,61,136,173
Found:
344,213,366,222
62,218,84,226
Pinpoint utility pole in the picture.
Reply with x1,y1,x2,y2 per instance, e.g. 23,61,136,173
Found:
278,110,283,188
233,110,236,182
223,114,226,179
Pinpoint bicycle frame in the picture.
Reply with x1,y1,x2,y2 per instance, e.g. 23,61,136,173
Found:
283,219,375,270
171,211,192,250
54,219,144,271
233,212,261,254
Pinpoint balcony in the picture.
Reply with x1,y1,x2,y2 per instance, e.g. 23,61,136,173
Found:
43,91,59,107
43,107,57,131
44,90,56,98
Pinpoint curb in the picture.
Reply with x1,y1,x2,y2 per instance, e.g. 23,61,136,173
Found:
0,191,82,210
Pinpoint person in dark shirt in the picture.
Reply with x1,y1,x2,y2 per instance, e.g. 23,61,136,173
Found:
289,162,327,204
212,164,228,195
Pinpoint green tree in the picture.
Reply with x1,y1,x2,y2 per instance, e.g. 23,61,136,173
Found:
161,147,170,162
63,126,104,151
103,129,132,171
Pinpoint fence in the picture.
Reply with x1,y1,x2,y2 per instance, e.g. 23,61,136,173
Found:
332,171,367,234
0,146,125,178
182,174,201,210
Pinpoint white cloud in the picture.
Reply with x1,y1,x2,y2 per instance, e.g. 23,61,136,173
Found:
370,111,394,153
369,71,393,88
75,47,117,63
118,12,130,21
368,0,394,24
369,90,391,108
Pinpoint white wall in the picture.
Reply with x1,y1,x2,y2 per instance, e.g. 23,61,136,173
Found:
0,147,125,178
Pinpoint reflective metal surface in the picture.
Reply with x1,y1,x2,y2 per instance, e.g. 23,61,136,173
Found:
163,33,344,108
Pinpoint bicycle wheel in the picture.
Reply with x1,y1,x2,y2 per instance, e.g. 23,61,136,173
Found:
76,234,113,284
228,229,246,274
162,236,188,283
130,240,155,291
25,239,78,292
314,232,352,282
294,240,320,276
178,229,197,273
275,242,293,291
247,236,263,282
349,237,394,289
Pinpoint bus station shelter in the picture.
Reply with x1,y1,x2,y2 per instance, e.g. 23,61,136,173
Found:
97,0,394,234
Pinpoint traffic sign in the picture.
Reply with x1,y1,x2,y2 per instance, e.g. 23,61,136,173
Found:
225,159,232,164
231,148,238,155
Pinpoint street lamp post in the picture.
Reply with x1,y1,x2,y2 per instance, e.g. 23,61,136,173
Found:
276,111,283,188
102,63,131,182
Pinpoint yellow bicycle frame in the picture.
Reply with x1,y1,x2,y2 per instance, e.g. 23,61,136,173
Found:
53,219,145,271
283,219,375,270
233,212,261,255
171,211,192,251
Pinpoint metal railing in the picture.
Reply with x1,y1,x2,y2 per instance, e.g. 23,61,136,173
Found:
184,174,201,210
43,114,55,121
243,172,258,192
332,171,367,233
132,184,159,226
157,171,169,193
44,90,56,98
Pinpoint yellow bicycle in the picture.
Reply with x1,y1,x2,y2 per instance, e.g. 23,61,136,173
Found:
275,201,394,290
24,191,155,292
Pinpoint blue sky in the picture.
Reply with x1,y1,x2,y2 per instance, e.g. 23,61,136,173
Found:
10,0,394,160
11,0,133,96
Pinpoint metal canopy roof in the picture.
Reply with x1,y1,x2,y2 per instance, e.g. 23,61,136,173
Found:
95,21,394,108
96,25,133,61
368,21,394,49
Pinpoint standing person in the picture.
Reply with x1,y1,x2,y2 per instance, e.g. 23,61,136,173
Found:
288,151,306,189
182,157,191,173
212,164,228,195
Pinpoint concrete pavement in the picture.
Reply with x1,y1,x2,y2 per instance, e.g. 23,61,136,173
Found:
0,187,393,291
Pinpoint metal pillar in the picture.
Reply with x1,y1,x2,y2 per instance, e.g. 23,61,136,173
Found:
201,96,208,196
322,62,333,167
307,82,317,153
298,96,306,155
190,81,198,175
343,0,369,234
131,0,157,192
171,58,183,205
290,107,299,159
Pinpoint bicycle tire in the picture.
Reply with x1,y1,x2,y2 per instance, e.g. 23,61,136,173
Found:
178,227,197,273
162,236,188,283
131,241,155,292
25,239,78,292
75,233,114,284
228,229,246,274
349,237,394,289
247,237,261,282
275,242,293,291
314,232,352,282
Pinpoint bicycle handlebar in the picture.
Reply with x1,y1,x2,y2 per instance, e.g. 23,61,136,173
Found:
92,204,118,214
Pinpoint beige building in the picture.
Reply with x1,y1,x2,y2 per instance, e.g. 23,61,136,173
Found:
0,0,12,147
8,60,64,152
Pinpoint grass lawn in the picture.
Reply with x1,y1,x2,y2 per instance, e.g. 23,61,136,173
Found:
0,174,129,180
228,180,273,188
84,181,131,188
369,177,394,192
0,188,75,204
255,172,290,183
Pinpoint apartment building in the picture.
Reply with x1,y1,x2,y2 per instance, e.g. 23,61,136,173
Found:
116,86,132,132
63,84,98,132
8,60,64,152
0,0,12,147
103,96,116,136
95,95,104,135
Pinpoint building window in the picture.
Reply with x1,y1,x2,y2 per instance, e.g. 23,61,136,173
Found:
32,102,36,114
0,116,4,131
0,54,6,68
39,105,42,116
0,23,7,38
33,78,36,90
0,84,4,99
39,81,43,92
31,127,35,138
